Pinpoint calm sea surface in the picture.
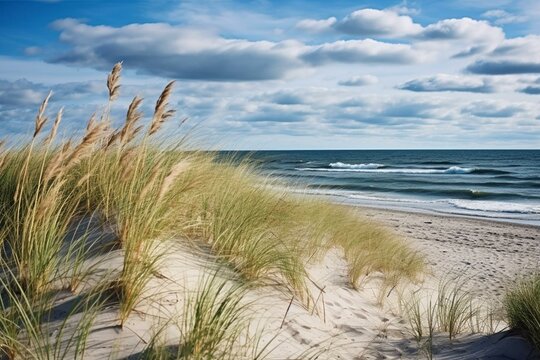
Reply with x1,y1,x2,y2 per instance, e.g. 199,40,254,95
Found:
232,150,540,226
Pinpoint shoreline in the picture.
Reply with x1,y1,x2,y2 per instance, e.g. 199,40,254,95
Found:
297,190,540,227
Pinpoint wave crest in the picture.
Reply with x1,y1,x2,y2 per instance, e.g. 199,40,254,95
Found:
329,162,384,169
447,200,540,214
297,165,474,174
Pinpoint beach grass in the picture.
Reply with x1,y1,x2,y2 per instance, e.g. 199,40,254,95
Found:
0,62,427,357
505,273,540,350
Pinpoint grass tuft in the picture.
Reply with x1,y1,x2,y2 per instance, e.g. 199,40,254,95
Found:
505,273,540,350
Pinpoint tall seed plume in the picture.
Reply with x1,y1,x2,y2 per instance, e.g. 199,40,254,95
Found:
149,81,175,136
36,180,65,220
120,96,143,145
157,160,190,201
138,159,164,201
33,91,52,138
43,140,71,183
65,118,107,169
0,140,6,170
120,148,136,178
107,62,122,101
44,107,63,145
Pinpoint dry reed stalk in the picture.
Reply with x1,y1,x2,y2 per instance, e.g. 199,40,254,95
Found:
64,119,107,170
105,129,121,148
75,172,93,188
33,91,52,138
107,62,122,101
44,107,63,145
119,96,143,144
0,144,6,170
36,180,66,220
149,81,175,135
138,159,164,201
43,141,72,183
157,160,190,201
119,148,137,178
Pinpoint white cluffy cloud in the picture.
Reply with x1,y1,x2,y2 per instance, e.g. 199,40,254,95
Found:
398,74,496,93
49,19,429,81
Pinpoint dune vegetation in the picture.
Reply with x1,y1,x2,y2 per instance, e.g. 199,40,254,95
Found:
505,273,540,351
0,63,428,358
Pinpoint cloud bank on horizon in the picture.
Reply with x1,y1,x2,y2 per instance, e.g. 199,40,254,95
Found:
0,0,539,149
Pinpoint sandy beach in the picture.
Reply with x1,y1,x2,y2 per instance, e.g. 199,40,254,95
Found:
357,207,540,302
71,206,540,359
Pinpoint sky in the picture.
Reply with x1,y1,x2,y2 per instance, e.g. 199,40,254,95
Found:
0,0,539,149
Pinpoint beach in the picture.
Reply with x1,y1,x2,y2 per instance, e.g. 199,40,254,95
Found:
264,206,540,359
358,206,540,301
1,63,538,359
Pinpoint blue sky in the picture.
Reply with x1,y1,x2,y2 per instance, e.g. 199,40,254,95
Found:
1,0,539,149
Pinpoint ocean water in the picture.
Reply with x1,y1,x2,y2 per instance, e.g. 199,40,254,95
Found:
237,150,540,226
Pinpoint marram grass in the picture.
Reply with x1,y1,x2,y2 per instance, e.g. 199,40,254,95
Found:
505,273,540,350
0,62,428,358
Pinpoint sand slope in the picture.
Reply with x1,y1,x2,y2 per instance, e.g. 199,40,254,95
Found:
41,209,540,359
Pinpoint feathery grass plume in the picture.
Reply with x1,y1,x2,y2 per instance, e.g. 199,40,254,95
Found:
0,140,6,170
107,62,122,101
44,107,64,145
149,81,175,135
138,159,165,202
43,140,71,183
505,273,540,350
158,160,190,201
64,117,107,170
33,91,52,138
123,98,144,144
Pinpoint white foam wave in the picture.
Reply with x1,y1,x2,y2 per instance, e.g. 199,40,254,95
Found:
296,166,474,174
446,200,540,214
329,162,384,169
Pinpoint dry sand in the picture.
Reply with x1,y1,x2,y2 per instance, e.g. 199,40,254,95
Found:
49,208,540,359
357,207,540,302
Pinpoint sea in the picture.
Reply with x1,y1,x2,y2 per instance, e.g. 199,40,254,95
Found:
234,150,540,226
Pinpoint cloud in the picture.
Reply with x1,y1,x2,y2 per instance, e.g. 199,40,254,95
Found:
0,78,104,108
491,35,540,57
334,8,423,37
465,35,540,74
240,104,311,123
338,75,378,86
481,9,527,24
296,8,423,38
461,101,523,117
268,91,305,105
519,86,540,94
295,17,336,34
296,9,503,47
50,19,304,81
302,39,424,65
0,79,46,108
419,18,504,44
466,60,540,74
398,74,495,93
295,10,504,61
50,19,426,82
451,45,490,58
380,99,442,119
